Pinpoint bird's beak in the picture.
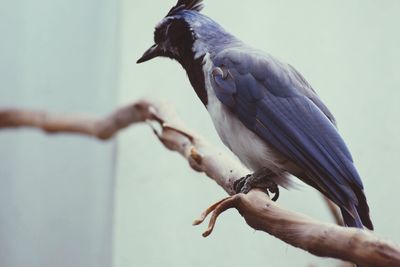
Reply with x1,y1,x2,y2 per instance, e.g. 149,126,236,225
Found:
136,44,162,64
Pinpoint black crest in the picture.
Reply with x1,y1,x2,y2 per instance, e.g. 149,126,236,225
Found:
167,0,204,16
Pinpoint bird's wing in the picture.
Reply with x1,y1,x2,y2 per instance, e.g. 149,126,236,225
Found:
286,63,337,126
210,48,362,210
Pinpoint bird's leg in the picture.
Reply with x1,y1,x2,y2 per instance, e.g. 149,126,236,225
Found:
233,167,280,201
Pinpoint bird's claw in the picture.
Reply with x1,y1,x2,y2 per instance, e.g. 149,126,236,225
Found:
233,170,280,201
233,174,253,194
268,183,280,201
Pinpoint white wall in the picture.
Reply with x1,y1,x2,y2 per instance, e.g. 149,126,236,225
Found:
114,1,400,267
0,1,119,267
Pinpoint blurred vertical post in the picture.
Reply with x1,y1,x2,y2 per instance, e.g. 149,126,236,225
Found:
0,1,119,267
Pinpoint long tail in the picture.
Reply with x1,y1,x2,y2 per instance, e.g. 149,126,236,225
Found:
341,187,373,230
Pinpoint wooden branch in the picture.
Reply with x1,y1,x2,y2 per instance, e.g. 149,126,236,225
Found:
1,99,399,267
194,191,400,267
0,102,151,140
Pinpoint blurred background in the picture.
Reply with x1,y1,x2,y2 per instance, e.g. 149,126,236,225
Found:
0,0,399,267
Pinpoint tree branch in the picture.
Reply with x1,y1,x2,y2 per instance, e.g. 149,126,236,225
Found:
0,102,151,139
1,99,399,267
194,191,400,267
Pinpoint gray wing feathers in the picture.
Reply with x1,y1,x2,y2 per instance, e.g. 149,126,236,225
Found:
214,48,337,125
211,48,364,212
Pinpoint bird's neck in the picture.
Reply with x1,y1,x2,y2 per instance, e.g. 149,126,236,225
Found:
176,46,208,107
174,14,240,107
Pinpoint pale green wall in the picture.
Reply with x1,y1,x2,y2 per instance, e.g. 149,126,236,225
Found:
114,1,400,267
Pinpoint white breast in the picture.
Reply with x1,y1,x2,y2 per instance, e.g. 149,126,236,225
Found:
202,55,295,188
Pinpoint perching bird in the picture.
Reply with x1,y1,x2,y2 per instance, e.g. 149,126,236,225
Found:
137,0,373,230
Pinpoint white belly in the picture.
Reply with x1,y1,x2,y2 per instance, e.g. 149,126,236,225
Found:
206,88,283,172
202,55,293,187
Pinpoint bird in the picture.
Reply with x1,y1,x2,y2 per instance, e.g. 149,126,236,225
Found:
137,0,373,230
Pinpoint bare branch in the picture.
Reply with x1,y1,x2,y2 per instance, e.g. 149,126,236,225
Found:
194,191,400,267
0,101,153,139
1,99,399,267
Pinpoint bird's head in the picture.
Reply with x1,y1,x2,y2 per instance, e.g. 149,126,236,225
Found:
136,0,205,64
137,0,235,65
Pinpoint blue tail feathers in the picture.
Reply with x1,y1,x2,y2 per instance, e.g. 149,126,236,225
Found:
340,190,373,230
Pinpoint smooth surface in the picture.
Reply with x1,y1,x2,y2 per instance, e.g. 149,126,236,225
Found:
114,1,400,267
0,1,119,267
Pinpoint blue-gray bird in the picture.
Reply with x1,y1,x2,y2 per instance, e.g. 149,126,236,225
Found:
137,0,373,230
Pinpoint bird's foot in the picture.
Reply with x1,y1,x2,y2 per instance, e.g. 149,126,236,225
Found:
233,168,280,201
